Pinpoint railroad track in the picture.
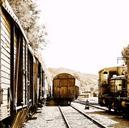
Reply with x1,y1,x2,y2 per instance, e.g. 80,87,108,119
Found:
58,105,108,128
74,100,109,111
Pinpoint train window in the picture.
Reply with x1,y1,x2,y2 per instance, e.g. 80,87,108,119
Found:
103,73,108,80
115,80,122,85
103,71,108,74
115,80,122,91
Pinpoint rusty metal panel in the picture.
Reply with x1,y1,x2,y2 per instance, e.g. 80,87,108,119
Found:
53,73,76,99
67,87,75,99
53,87,60,98
54,79,60,87
60,87,67,98
59,79,67,87
53,79,60,98
68,78,75,87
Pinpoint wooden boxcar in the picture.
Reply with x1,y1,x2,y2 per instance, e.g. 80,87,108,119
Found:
0,0,46,127
53,73,79,105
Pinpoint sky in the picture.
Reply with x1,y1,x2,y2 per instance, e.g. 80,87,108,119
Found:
37,0,129,74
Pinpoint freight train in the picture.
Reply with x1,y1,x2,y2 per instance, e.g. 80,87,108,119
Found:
51,73,79,105
0,0,46,127
98,66,129,115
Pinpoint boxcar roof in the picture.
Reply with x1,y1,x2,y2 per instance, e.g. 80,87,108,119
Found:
53,73,75,79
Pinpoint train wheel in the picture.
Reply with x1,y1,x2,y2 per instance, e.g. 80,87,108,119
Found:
68,101,71,105
108,105,111,111
114,108,118,113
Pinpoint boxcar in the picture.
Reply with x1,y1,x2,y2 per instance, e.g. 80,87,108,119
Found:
0,0,46,127
53,73,79,105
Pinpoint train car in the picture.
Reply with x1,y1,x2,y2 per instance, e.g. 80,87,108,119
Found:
52,73,79,105
109,75,127,112
32,56,45,108
75,86,79,99
98,66,126,106
0,1,45,127
98,66,129,114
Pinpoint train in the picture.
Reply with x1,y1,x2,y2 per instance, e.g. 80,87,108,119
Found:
98,66,129,115
0,0,47,127
49,73,79,105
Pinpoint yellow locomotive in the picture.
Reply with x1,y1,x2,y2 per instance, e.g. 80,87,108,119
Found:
98,66,129,114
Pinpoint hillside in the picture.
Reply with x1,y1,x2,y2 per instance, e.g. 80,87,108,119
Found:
47,67,98,95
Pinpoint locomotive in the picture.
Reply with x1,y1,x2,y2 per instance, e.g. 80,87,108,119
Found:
98,66,129,115
52,73,79,105
0,0,46,127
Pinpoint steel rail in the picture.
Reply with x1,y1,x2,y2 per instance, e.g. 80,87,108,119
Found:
71,105,108,128
74,100,108,111
58,106,72,128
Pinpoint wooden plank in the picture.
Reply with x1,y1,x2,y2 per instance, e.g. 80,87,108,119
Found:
1,52,10,63
1,12,11,106
1,63,10,71
0,105,10,120
1,10,10,31
0,82,10,86
1,77,10,83
0,86,10,120
1,58,10,66
1,36,10,54
1,46,10,58
1,30,10,45
1,21,10,37
1,57,10,67
1,69,10,76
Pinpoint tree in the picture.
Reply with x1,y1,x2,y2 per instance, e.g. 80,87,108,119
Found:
122,45,129,65
8,0,47,50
